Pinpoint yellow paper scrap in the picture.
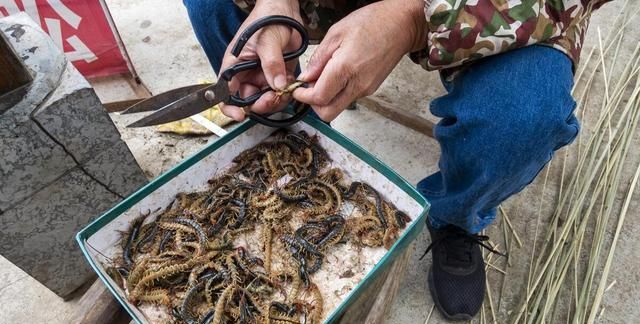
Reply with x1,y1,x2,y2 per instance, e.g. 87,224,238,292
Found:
156,104,233,135
155,80,233,135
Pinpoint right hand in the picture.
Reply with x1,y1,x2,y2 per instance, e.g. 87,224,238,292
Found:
219,0,303,121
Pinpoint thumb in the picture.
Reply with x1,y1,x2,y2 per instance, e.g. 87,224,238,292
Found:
256,28,290,90
299,35,341,82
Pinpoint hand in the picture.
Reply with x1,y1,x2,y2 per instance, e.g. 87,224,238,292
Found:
219,0,303,121
293,0,427,122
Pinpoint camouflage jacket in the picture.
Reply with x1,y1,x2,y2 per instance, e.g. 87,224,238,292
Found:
234,0,610,71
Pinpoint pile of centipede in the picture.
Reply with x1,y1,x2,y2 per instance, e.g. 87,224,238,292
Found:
107,129,411,324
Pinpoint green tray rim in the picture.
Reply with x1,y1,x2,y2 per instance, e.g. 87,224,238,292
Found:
76,116,430,323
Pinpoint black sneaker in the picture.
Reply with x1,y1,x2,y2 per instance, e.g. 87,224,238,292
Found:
421,222,502,321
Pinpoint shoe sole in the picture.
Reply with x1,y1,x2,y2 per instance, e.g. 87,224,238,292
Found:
428,267,474,322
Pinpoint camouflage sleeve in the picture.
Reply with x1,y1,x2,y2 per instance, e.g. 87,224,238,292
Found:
412,0,611,71
232,0,609,72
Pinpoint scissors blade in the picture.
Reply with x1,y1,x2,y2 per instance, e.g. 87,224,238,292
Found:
121,84,211,114
127,82,230,128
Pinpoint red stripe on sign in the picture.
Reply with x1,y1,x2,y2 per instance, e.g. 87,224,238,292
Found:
4,0,129,78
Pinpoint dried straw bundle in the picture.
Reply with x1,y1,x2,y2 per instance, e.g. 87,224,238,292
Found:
510,1,640,323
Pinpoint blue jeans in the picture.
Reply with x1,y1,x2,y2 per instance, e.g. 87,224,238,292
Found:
183,0,579,234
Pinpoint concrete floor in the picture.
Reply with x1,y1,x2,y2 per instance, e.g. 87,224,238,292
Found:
1,0,639,323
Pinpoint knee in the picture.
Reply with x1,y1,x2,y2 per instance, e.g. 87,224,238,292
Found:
431,46,581,168
500,48,579,149
517,92,580,152
432,93,579,152
547,97,580,151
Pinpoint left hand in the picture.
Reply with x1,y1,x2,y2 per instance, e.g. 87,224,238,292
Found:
218,0,303,121
292,0,427,122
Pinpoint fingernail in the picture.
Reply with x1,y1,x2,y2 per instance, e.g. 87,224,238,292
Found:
298,71,308,81
274,75,287,90
234,110,246,122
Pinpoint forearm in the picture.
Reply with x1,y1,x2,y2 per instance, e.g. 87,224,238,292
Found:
408,0,428,52
385,0,428,53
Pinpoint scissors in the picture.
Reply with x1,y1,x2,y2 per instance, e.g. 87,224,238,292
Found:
125,15,310,128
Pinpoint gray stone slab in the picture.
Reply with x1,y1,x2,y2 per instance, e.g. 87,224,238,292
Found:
0,168,120,297
0,13,66,122
0,13,148,299
0,14,74,211
0,118,75,211
83,140,148,197
33,65,122,165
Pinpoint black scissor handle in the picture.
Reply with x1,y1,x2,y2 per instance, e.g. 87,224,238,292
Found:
220,15,311,127
220,15,308,82
249,102,311,128
225,87,271,107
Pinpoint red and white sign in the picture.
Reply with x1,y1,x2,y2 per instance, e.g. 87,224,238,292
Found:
0,0,130,78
